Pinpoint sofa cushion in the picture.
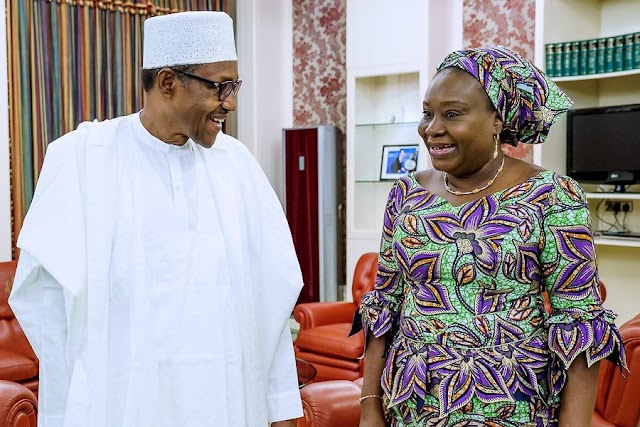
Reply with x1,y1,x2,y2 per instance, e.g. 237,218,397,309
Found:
295,323,364,360
295,351,361,371
0,350,38,382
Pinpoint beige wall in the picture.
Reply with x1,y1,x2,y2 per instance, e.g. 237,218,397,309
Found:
596,246,640,326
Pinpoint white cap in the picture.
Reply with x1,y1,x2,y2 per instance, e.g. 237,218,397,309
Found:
143,11,237,69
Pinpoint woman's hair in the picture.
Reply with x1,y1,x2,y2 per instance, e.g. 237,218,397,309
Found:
437,46,573,146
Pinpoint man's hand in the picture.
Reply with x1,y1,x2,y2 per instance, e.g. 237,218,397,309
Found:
271,420,297,427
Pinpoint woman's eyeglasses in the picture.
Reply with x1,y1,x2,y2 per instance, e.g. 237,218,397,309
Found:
172,69,242,101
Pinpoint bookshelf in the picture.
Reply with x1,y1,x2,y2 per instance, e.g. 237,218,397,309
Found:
534,0,640,176
553,68,640,82
583,190,640,247
593,237,640,248
585,192,640,201
351,73,422,234
533,0,640,324
347,69,424,244
534,3,640,167
533,0,640,250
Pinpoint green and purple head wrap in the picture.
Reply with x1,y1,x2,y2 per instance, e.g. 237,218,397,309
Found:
437,45,573,146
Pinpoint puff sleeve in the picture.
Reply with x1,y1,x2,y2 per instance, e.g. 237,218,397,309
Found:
539,176,627,396
352,180,406,346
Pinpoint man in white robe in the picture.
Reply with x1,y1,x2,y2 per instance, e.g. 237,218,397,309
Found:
9,11,304,427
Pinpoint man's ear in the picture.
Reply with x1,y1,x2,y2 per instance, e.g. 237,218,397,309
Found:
155,68,179,97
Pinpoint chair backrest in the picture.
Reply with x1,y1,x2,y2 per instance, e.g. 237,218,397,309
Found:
0,261,38,363
598,280,607,302
351,253,378,306
594,313,640,427
0,261,18,320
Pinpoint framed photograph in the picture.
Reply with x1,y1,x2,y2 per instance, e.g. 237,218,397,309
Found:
380,145,419,180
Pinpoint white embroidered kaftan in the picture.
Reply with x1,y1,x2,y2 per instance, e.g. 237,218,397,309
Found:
9,113,304,427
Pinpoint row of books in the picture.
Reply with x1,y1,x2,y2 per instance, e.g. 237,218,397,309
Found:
545,33,640,77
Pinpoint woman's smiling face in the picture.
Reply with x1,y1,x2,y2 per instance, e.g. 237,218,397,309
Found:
418,67,502,178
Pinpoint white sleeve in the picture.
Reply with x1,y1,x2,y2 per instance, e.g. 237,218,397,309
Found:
266,323,303,423
10,251,70,427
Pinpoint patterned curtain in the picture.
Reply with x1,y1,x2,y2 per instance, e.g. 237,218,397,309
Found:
6,0,235,257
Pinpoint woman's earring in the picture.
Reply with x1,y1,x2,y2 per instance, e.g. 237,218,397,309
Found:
493,134,500,159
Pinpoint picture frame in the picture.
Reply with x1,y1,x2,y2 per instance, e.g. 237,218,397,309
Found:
380,145,419,180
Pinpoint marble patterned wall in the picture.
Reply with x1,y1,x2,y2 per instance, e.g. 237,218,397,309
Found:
292,0,346,132
463,0,536,160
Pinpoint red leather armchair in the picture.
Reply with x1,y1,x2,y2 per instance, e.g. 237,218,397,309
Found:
0,262,39,395
592,313,640,427
294,253,378,381
0,381,37,427
297,378,363,427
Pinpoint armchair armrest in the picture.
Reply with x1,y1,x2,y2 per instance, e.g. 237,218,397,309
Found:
591,411,616,427
294,302,357,330
0,380,37,427
298,380,362,427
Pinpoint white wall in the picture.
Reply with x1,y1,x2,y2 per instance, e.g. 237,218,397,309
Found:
236,0,293,201
0,0,12,262
345,0,463,295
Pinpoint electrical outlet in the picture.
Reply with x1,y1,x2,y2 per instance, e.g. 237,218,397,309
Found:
604,200,633,212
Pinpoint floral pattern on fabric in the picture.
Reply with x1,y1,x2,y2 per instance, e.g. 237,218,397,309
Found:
355,171,627,426
437,46,573,146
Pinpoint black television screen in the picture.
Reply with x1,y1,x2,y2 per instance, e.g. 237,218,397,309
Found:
566,103,640,189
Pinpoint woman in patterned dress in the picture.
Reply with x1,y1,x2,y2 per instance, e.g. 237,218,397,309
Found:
354,46,627,427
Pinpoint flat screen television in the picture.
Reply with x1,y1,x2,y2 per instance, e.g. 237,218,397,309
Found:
566,103,640,192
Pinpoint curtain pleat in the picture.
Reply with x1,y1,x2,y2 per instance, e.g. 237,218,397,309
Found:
7,0,234,258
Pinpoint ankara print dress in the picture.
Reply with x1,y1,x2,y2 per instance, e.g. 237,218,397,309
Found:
354,171,627,427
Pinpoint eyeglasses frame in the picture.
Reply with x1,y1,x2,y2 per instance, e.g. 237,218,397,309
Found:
171,69,242,101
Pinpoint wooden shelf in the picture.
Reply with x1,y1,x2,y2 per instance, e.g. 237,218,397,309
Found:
553,69,640,83
594,236,640,248
586,192,640,200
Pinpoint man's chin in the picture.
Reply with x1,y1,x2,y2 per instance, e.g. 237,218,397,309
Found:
194,134,218,149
